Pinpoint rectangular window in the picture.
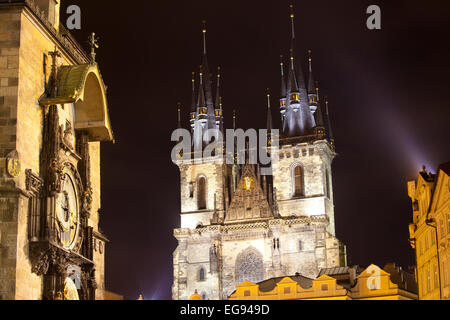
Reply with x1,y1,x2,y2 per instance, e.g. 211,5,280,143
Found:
244,290,250,297
321,284,328,291
294,166,303,196
434,264,439,289
284,287,291,294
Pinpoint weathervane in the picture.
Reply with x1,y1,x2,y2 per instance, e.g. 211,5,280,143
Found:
88,32,99,64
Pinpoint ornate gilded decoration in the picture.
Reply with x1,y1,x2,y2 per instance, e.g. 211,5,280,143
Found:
6,150,21,178
243,176,254,191
64,277,80,300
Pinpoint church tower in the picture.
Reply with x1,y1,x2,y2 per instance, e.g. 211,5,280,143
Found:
172,6,346,301
0,0,113,300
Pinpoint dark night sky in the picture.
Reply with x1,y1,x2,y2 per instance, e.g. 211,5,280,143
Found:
61,0,450,299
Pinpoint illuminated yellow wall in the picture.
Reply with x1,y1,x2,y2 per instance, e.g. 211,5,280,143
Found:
408,171,442,300
225,265,417,300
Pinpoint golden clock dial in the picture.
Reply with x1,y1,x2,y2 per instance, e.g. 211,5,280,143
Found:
56,171,79,250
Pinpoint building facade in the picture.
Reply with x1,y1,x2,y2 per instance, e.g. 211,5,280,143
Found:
172,6,346,300
0,0,113,300
227,264,417,300
408,163,450,300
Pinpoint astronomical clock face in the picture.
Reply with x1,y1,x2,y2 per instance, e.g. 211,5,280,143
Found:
243,176,254,191
56,170,80,250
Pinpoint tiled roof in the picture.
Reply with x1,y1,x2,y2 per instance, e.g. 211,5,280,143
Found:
257,274,314,292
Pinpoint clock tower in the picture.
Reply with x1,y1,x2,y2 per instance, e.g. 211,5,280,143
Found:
0,0,113,300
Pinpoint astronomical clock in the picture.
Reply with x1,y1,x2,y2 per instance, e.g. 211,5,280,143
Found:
24,48,113,300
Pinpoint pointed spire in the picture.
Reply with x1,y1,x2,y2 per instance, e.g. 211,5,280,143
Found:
307,50,315,94
288,49,299,94
289,4,296,41
202,20,207,55
286,3,306,93
197,66,206,108
215,66,221,108
191,72,196,112
200,20,214,108
48,48,61,97
325,97,335,142
266,88,273,131
177,102,182,128
233,109,237,130
280,55,287,99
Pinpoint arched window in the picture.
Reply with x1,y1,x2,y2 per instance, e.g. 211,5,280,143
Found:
198,176,207,210
325,168,330,198
235,247,264,284
293,165,304,197
198,267,206,281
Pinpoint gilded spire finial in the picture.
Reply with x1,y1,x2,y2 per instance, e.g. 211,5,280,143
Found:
266,88,271,108
315,81,320,102
177,102,182,128
88,32,99,64
202,20,207,55
290,4,295,39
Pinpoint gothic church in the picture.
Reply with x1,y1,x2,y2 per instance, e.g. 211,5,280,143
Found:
172,6,346,300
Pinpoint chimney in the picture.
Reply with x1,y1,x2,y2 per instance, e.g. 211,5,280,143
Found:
35,0,61,30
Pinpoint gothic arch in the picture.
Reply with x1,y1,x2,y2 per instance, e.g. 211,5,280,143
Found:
40,63,114,142
198,266,206,281
235,246,264,284
290,162,305,197
197,175,207,210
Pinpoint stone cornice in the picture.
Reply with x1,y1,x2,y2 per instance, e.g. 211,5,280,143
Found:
174,215,329,237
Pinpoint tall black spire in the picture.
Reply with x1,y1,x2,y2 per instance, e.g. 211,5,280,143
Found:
197,66,206,110
191,72,196,112
177,102,182,129
325,97,335,150
281,3,315,137
215,66,224,132
314,85,324,128
307,50,315,94
266,89,273,131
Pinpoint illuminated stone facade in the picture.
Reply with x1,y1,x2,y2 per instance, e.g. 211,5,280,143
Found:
172,7,346,300
0,0,113,300
408,163,450,300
